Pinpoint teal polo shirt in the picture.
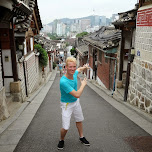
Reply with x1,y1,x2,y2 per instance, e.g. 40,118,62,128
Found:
60,70,79,103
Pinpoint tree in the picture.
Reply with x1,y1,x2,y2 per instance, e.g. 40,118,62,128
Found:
76,32,88,38
34,44,48,67
47,33,60,40
70,47,76,55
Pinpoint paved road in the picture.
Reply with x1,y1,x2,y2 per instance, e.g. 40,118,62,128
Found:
13,74,151,152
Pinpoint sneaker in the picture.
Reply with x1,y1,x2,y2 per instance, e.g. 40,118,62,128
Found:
79,137,90,146
57,140,64,150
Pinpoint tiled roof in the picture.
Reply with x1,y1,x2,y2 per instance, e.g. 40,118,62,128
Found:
34,34,53,51
14,0,42,32
112,3,138,26
76,44,88,57
84,26,121,49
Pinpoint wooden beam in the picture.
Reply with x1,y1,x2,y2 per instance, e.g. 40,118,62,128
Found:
10,20,18,81
32,10,40,34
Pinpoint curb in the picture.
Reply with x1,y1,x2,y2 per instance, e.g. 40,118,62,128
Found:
0,102,29,135
89,79,152,124
0,69,57,136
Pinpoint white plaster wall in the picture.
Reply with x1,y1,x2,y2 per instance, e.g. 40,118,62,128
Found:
24,40,27,55
4,78,13,93
30,38,33,51
77,54,80,67
2,50,13,93
89,68,93,80
2,50,13,76
135,26,152,62
123,59,128,71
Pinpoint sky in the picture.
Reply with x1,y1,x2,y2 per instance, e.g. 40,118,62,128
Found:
37,0,138,24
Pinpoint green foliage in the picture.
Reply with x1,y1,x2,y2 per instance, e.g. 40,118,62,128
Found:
70,47,76,55
66,42,69,47
76,32,88,38
34,44,48,67
47,33,60,40
53,62,57,69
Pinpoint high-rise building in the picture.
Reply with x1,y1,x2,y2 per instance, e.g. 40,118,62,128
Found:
100,16,106,26
80,19,91,31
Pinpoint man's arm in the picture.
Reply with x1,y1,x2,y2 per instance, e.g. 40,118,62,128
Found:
77,63,90,73
69,77,87,98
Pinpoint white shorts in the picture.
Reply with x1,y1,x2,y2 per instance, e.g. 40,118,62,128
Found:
60,98,84,130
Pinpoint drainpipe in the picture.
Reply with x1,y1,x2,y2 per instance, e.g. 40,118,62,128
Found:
23,60,28,97
104,54,117,96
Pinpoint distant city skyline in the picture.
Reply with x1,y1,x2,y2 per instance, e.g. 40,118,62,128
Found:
38,0,138,24
42,15,118,37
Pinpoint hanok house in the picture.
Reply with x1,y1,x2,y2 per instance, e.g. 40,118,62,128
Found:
84,26,121,91
14,0,43,101
0,0,42,120
76,37,88,76
112,3,138,101
127,0,152,114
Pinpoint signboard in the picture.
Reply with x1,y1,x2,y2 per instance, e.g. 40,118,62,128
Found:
137,50,140,56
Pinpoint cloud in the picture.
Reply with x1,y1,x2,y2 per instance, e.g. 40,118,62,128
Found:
38,0,138,24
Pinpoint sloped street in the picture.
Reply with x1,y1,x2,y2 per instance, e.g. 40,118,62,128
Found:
8,72,152,152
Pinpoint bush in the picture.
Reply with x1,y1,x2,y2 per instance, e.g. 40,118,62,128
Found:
76,32,88,38
53,62,56,69
70,47,76,55
34,44,48,67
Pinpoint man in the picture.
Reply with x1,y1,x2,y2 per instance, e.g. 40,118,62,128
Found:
58,61,63,77
58,57,90,150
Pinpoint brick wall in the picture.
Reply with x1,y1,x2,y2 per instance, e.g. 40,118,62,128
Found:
97,53,110,89
128,6,152,114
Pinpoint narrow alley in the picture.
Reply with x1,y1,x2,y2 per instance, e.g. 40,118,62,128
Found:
7,72,151,152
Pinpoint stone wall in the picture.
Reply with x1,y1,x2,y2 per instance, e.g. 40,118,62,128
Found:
128,6,152,114
128,58,152,114
18,62,26,101
0,87,10,121
25,53,39,94
0,56,9,120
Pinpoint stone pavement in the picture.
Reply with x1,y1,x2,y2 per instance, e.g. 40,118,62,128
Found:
0,69,152,152
0,69,57,152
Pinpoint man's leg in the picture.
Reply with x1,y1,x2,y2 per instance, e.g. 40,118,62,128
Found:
58,128,67,150
60,128,68,140
76,122,83,138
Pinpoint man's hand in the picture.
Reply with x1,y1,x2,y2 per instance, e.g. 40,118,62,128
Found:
77,63,90,73
80,77,87,87
69,77,87,98
83,63,90,69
